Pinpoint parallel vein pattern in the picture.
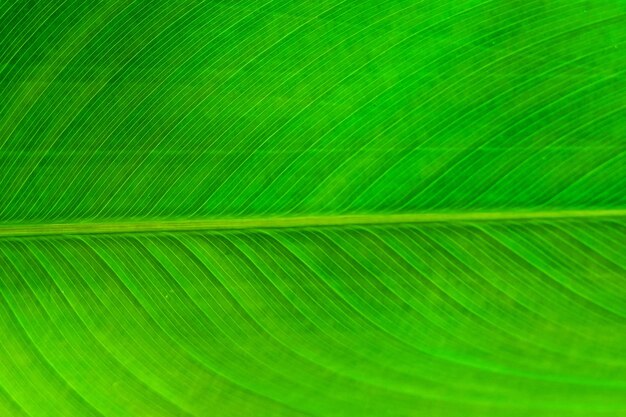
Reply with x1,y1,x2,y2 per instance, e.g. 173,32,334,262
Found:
1,1,626,416
1,0,625,222
1,219,626,416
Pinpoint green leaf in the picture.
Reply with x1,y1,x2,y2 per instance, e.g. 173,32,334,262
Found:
1,1,625,416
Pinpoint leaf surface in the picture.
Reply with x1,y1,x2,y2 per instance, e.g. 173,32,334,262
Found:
1,1,625,416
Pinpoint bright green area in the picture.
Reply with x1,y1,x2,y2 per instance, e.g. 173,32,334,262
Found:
1,0,626,416
2,221,626,416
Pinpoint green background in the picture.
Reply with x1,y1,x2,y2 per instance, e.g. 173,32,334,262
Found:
1,1,626,416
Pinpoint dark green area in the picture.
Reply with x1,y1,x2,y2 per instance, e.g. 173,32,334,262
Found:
1,0,625,222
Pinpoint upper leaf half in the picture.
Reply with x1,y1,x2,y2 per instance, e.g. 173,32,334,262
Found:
1,0,625,224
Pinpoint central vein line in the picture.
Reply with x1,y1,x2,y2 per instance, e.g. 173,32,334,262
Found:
1,209,625,238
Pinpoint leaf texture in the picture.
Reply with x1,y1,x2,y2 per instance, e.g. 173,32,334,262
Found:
3,219,626,416
1,0,625,222
1,0,626,416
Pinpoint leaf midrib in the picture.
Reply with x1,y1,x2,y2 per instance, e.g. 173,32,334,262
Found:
1,209,625,238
